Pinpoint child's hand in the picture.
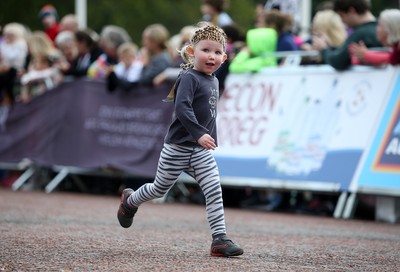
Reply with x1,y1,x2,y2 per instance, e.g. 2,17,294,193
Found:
198,134,216,150
104,65,115,76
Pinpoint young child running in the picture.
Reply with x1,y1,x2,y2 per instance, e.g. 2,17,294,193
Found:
117,23,244,257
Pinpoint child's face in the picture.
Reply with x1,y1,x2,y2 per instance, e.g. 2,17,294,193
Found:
190,39,227,75
3,32,16,44
32,56,50,70
120,51,135,67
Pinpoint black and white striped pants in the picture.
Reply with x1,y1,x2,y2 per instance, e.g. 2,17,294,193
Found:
128,143,226,237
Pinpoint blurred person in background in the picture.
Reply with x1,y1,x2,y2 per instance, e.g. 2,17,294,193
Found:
169,25,197,68
87,25,131,80
74,29,103,77
140,23,173,86
59,14,79,33
19,31,63,103
0,22,28,105
228,23,277,73
153,25,197,86
264,0,301,35
264,9,299,52
301,9,347,64
54,31,79,77
107,42,143,91
349,9,400,66
313,0,382,70
38,4,60,42
201,0,234,27
215,24,244,91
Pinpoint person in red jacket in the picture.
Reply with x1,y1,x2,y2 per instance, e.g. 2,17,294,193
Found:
38,4,60,42
349,9,400,66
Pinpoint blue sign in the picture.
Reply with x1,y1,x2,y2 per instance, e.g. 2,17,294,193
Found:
356,71,400,192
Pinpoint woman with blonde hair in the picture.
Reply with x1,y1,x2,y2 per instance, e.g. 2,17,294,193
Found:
27,31,61,63
20,31,63,103
312,9,347,49
139,23,173,85
301,9,347,64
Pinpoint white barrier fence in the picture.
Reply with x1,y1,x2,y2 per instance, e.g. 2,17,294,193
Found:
1,65,399,220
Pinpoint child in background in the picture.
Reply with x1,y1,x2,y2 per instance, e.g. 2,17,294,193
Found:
117,23,244,257
20,31,63,103
0,22,28,104
107,42,143,91
20,54,63,103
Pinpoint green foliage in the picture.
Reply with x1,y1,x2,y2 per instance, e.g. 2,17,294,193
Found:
0,0,255,44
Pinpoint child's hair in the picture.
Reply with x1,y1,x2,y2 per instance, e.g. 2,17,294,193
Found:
3,22,27,41
264,9,294,34
117,42,138,58
178,22,227,69
28,31,60,61
312,10,347,48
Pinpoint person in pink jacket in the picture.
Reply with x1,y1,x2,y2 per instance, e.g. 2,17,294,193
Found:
349,9,400,66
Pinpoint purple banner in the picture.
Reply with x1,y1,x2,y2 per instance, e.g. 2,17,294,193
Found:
0,79,173,177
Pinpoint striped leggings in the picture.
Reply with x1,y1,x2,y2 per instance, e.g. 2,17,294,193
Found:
128,143,226,237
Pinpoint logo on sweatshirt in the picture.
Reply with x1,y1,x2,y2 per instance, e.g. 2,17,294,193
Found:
209,87,218,118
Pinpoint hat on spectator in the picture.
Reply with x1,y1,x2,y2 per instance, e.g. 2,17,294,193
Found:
39,4,58,20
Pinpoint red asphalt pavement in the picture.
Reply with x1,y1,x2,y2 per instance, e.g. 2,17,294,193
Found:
0,188,399,271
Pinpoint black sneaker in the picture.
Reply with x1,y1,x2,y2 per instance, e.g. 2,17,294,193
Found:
210,235,244,257
117,188,138,228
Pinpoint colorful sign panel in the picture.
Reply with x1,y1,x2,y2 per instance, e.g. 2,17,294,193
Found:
355,69,400,194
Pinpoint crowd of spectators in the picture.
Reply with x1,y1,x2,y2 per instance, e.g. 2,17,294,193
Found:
0,0,399,214
1,0,399,106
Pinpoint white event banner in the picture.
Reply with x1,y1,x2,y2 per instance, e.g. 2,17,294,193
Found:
213,66,396,191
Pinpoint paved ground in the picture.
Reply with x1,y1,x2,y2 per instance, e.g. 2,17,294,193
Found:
1,188,399,272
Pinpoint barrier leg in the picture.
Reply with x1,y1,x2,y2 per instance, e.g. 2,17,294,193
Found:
176,181,190,197
70,174,88,193
333,192,348,218
45,168,69,193
11,167,35,191
342,193,358,219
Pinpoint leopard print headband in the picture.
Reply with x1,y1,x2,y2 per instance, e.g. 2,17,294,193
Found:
190,24,227,51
